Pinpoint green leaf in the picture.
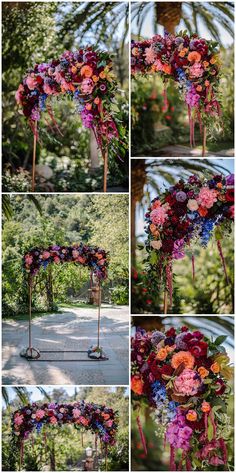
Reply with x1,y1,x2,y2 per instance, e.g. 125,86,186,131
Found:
214,335,227,346
207,416,214,442
149,251,158,265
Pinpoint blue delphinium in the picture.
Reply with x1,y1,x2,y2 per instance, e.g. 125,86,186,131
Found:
152,381,166,406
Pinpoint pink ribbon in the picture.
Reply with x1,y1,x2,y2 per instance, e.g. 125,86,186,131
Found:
217,240,229,285
170,445,176,471
136,415,147,456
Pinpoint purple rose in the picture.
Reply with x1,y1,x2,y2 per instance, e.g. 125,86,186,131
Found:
176,191,187,202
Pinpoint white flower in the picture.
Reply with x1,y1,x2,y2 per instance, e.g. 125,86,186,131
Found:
150,240,162,250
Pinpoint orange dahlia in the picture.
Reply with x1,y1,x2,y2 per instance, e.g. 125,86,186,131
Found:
131,376,144,395
171,351,195,370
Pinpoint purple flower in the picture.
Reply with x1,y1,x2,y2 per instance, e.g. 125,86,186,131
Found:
185,86,200,108
166,410,193,451
150,330,165,346
80,109,94,128
172,239,185,259
226,174,234,186
100,83,107,93
176,191,187,202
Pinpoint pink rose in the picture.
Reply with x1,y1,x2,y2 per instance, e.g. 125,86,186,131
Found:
42,251,51,260
144,46,156,64
174,368,201,396
197,187,218,209
43,83,54,95
106,420,113,427
25,255,33,265
189,63,204,78
54,256,60,264
81,78,94,95
14,414,24,426
35,409,45,420
15,84,24,104
50,416,57,424
72,408,81,418
26,75,38,90
72,250,79,258
150,206,168,225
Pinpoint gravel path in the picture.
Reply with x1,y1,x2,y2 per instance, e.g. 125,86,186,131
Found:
2,305,129,385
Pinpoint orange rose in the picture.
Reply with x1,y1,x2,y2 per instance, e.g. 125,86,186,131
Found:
198,366,209,378
162,64,172,74
81,65,93,78
166,344,176,354
216,182,223,189
210,361,220,374
99,71,106,79
94,97,101,105
210,57,216,64
150,224,157,233
186,410,197,421
71,66,77,74
85,103,92,111
131,376,143,395
188,51,201,62
205,80,210,87
198,206,208,217
203,61,209,68
201,401,211,413
196,85,202,92
171,350,195,369
92,75,99,83
156,347,168,361
179,48,188,58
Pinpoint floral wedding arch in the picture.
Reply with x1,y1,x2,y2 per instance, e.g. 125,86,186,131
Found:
12,401,118,469
16,46,120,192
143,173,234,313
21,244,109,359
131,32,221,156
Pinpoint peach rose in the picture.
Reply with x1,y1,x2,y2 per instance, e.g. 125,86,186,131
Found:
210,361,220,374
156,347,168,361
150,240,162,250
201,401,211,413
186,410,197,421
188,51,201,62
198,366,209,378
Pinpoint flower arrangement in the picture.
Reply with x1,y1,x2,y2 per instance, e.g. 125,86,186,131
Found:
23,244,109,280
15,46,119,152
131,325,233,470
144,173,234,311
131,32,221,153
12,401,118,444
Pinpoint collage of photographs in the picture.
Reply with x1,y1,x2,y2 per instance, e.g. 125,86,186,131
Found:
1,0,235,472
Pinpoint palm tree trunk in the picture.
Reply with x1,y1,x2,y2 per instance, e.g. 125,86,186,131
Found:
155,2,182,33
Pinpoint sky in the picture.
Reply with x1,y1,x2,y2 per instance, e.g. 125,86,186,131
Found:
2,386,129,408
136,158,234,237
131,2,234,47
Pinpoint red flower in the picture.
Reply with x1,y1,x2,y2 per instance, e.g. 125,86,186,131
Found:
225,189,234,202
181,326,189,332
166,327,176,337
189,341,208,358
214,378,226,395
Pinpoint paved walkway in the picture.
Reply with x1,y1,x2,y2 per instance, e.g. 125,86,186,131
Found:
2,305,129,385
142,145,234,157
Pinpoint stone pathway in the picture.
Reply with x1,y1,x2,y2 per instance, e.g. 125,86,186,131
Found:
135,145,234,157
2,305,129,385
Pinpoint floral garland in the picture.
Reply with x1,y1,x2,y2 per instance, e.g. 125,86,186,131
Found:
12,401,118,444
12,401,118,466
131,32,221,152
131,325,233,470
144,174,234,310
23,244,109,280
15,46,119,152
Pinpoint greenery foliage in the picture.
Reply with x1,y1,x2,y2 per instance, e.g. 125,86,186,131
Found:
2,194,129,318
